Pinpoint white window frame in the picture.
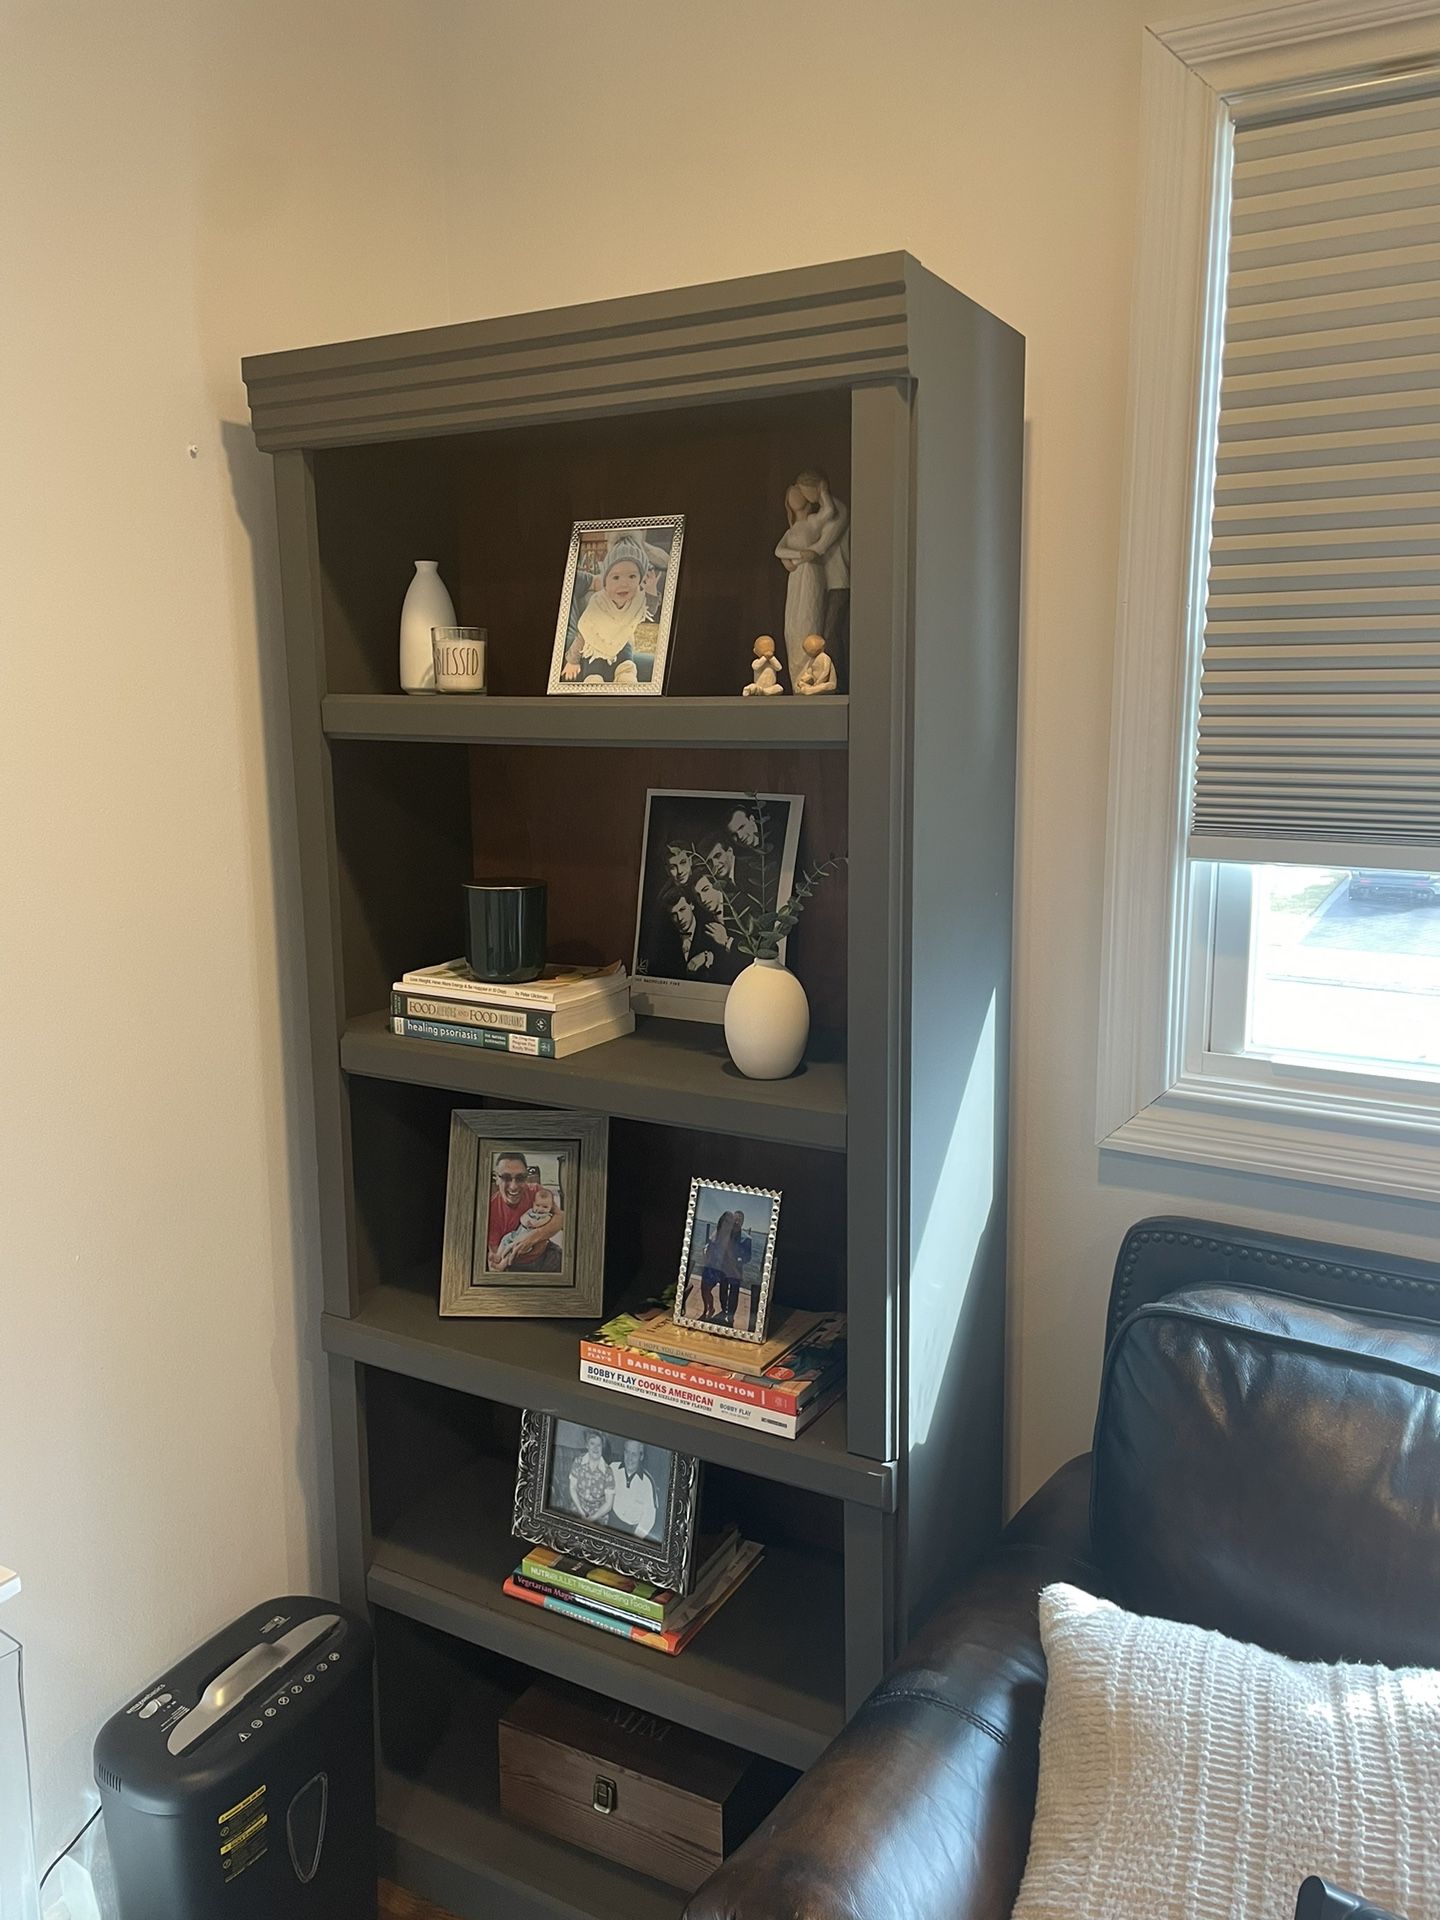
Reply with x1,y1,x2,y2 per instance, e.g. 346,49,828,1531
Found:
1098,0,1440,1205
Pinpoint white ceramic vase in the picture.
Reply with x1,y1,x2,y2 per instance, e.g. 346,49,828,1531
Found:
399,560,457,693
724,958,810,1080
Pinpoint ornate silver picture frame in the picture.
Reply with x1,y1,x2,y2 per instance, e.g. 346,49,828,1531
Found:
512,1411,701,1593
547,515,685,695
674,1177,782,1344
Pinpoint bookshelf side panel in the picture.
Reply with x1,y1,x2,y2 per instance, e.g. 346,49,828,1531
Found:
902,268,1023,1635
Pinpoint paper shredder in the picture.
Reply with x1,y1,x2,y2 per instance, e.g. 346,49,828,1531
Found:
95,1596,376,1918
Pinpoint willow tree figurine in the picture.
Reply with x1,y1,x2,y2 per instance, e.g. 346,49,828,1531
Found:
774,470,849,685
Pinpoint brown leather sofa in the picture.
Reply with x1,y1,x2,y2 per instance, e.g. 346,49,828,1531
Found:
686,1216,1440,1920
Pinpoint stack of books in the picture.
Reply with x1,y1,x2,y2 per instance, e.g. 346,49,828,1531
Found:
503,1532,763,1656
580,1307,848,1439
390,959,633,1059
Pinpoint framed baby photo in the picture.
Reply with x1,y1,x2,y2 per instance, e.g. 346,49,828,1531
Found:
674,1178,782,1343
512,1411,701,1592
632,788,804,1021
439,1108,608,1318
547,516,685,696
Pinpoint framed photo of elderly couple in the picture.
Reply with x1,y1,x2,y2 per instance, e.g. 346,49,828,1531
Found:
513,1410,701,1592
439,1108,608,1318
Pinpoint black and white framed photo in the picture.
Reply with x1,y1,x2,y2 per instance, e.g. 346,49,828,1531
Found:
547,517,684,696
674,1178,782,1343
439,1108,608,1318
512,1412,701,1592
632,789,804,1020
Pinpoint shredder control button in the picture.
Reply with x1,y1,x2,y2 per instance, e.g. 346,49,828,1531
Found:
138,1702,160,1720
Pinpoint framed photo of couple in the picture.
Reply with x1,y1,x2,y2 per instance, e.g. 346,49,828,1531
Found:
674,1178,781,1343
547,516,685,696
439,1108,608,1318
512,1411,701,1592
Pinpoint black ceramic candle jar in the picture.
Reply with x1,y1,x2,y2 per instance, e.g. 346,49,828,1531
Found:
463,880,547,983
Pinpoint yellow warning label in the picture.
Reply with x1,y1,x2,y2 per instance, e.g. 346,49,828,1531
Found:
218,1783,268,1883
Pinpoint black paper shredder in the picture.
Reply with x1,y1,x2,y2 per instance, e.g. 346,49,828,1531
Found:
95,1596,376,1918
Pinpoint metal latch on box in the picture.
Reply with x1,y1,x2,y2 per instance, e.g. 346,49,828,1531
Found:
592,1775,618,1815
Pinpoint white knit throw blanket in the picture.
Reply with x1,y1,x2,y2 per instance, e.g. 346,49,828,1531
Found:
1013,1584,1440,1920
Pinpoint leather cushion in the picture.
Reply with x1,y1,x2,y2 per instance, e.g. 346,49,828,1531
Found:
1091,1284,1440,1669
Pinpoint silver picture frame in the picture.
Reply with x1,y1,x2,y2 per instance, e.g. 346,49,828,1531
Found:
673,1177,783,1344
512,1411,702,1592
547,515,685,696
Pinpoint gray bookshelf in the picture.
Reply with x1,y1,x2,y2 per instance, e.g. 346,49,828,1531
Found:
244,252,1022,1920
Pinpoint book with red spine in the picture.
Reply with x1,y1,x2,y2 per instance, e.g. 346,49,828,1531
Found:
579,1359,844,1437
581,1308,847,1413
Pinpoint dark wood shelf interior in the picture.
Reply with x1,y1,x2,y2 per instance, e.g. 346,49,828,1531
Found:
326,735,850,1037
375,1612,690,1920
344,1080,850,1316
341,1012,847,1150
323,1282,891,1509
313,390,852,701
366,1448,845,1771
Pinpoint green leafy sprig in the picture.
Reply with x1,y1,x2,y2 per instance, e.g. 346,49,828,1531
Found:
670,794,846,963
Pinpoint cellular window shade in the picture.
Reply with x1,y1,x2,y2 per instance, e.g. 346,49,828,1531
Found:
1190,89,1440,868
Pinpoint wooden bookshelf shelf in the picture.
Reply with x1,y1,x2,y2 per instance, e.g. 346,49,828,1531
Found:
341,1013,847,1151
369,1462,845,1771
323,1283,893,1509
323,692,849,749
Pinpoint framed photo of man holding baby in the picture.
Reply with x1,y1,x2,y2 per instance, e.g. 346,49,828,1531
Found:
439,1108,609,1318
547,516,685,695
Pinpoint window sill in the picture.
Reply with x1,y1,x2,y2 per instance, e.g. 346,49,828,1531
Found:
1101,1073,1440,1206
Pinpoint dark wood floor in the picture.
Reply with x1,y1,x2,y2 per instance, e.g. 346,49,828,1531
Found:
380,1884,461,1920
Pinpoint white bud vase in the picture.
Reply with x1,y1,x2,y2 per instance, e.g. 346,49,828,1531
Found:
399,559,457,693
724,958,810,1080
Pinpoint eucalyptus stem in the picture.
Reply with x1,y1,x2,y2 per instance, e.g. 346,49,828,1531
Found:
668,794,846,963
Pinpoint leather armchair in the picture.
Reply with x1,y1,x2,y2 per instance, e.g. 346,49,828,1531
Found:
686,1217,1440,1920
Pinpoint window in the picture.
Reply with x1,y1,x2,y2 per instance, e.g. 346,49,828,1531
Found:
1098,2,1440,1202
1208,863,1440,1081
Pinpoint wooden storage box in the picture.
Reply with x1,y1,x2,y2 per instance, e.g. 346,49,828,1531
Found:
499,1680,790,1893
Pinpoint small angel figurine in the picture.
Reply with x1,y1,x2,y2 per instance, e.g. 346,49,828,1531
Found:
795,631,837,695
743,633,785,696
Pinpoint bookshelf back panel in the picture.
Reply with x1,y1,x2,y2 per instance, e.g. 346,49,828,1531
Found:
468,745,848,1030
350,1073,847,1324
312,391,851,699
332,739,475,1020
363,1370,844,1563
374,1605,530,1785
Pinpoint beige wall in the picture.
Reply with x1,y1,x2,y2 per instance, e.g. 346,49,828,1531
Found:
433,0,1440,1503
0,0,451,1858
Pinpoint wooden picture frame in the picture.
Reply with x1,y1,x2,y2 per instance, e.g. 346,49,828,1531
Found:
673,1178,782,1343
548,516,685,695
512,1411,701,1593
440,1109,608,1318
